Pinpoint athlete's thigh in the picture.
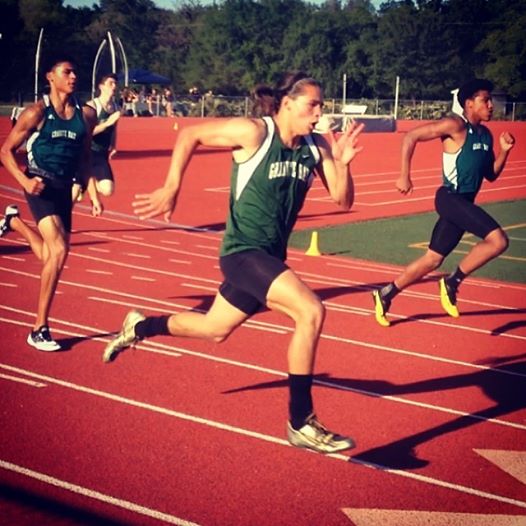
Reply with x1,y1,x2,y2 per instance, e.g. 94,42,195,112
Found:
266,269,320,319
435,187,500,238
206,290,252,332
429,217,464,257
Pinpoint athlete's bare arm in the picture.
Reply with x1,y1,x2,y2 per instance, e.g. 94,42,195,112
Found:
133,117,266,222
0,102,47,195
398,116,466,195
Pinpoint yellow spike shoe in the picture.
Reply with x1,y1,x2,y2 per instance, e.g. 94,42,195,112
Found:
439,278,459,318
372,290,391,327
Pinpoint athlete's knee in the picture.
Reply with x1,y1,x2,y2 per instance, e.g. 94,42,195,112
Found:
423,250,444,272
296,296,325,332
209,325,235,344
486,229,508,255
45,239,69,267
96,180,114,197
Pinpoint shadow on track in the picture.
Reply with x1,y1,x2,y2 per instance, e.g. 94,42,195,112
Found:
221,357,526,470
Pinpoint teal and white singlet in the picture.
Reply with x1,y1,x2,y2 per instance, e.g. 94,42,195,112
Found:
220,116,321,261
26,94,86,183
442,119,494,196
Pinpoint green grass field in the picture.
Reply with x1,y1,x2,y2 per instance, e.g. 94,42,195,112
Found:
289,199,526,284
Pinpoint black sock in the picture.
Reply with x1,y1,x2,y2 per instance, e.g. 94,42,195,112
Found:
289,373,314,430
446,267,466,290
134,316,171,339
380,282,400,302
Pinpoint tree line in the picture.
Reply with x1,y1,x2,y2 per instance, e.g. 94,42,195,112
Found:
1,0,524,103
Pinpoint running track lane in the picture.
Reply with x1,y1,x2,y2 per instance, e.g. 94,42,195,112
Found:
0,200,525,525
1,117,525,525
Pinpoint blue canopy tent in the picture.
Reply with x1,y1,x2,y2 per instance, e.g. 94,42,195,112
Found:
119,68,171,85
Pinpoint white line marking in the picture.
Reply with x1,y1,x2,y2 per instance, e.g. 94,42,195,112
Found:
0,372,46,388
0,364,525,510
85,269,113,275
181,282,218,292
0,460,201,526
0,282,18,288
122,235,143,240
2,311,524,429
87,247,111,253
1,265,524,374
124,253,151,259
169,258,192,265
1,256,26,262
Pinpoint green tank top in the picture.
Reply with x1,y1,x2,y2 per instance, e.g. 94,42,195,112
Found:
220,116,321,260
442,119,494,195
91,97,117,152
26,95,86,182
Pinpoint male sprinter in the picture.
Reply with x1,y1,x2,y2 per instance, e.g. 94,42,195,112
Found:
372,79,515,326
0,55,95,350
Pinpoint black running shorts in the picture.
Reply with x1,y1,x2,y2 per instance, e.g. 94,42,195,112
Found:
429,186,501,257
219,250,289,315
24,172,73,232
91,150,114,182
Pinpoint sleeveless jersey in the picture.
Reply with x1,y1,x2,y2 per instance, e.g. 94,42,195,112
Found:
442,119,494,195
91,97,117,152
220,116,321,260
26,95,86,182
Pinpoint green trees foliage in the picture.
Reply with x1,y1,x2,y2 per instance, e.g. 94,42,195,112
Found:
0,0,524,101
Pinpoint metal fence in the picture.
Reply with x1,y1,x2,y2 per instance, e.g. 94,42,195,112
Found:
2,95,525,121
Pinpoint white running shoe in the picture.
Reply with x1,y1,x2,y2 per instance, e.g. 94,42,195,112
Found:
0,204,19,238
103,309,145,363
287,413,356,454
27,325,62,352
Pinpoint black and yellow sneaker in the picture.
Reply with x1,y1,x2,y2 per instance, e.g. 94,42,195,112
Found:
372,290,391,327
439,277,459,318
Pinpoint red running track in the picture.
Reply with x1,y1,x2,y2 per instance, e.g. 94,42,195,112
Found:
0,116,525,525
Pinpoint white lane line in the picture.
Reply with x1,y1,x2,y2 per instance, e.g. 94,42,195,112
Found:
2,310,524,430
87,296,288,335
0,460,201,526
124,253,151,259
0,256,26,262
0,372,46,388
86,232,217,261
87,247,111,253
121,235,143,240
169,258,192,265
86,269,113,275
0,363,525,511
0,315,182,359
181,283,218,292
0,282,18,288
1,266,524,377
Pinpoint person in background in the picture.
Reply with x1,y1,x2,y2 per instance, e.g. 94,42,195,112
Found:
103,71,364,454
372,79,515,327
73,73,121,213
